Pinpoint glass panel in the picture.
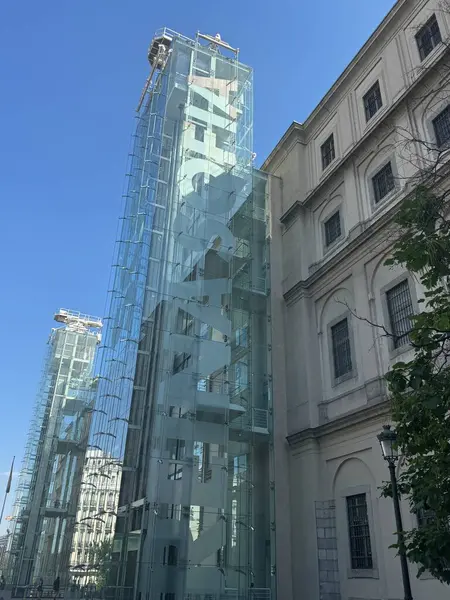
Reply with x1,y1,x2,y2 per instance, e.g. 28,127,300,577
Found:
321,134,335,169
363,81,382,121
324,211,341,246
331,318,352,378
81,30,274,600
433,105,450,148
416,15,442,60
372,162,394,203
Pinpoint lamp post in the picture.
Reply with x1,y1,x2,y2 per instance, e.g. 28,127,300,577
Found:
377,424,413,600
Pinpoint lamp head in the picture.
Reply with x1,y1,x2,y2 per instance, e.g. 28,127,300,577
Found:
377,424,399,464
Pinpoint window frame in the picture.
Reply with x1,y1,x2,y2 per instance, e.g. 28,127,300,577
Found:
415,14,442,62
338,485,379,580
321,134,336,171
381,274,418,357
386,279,414,349
323,208,343,250
363,80,383,122
327,312,357,386
346,493,373,571
163,544,178,566
167,438,186,461
371,160,396,205
432,104,450,149
168,463,183,480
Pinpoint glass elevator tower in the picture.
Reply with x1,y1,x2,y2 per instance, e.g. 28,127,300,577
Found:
89,29,275,600
8,310,102,588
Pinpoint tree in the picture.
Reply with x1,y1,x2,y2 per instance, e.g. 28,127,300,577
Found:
381,179,450,583
86,539,113,589
336,14,450,580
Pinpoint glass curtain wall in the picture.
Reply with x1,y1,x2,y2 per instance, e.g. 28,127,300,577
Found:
89,29,274,600
8,312,101,588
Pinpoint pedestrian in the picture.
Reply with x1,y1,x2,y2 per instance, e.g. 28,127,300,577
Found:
52,577,60,599
37,577,43,599
0,574,5,590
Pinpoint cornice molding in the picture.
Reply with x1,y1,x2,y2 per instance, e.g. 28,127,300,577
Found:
277,46,450,223
283,203,400,306
262,0,417,173
287,399,390,449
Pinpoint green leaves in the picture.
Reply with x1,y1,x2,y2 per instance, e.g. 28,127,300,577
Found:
383,184,450,584
385,369,407,393
85,539,113,589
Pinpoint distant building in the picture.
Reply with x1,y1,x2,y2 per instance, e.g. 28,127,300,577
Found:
69,449,121,585
0,532,10,574
8,309,102,587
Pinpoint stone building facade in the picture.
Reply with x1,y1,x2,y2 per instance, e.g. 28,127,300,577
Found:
264,0,450,598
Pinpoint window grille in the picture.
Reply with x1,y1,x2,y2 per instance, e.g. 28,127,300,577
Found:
416,15,441,61
321,134,335,170
346,494,373,569
372,162,395,203
386,280,413,348
324,211,342,247
363,81,383,121
331,318,352,379
432,105,450,148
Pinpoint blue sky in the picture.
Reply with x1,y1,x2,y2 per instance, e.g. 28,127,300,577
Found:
0,0,396,530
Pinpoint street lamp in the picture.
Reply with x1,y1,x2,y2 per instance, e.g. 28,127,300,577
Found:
377,425,413,600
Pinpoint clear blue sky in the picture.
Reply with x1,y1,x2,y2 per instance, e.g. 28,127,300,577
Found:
0,0,396,529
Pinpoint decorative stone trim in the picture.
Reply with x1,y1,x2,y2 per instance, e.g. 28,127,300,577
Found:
316,500,341,600
287,399,390,448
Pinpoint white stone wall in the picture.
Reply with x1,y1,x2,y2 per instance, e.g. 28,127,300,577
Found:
265,0,450,598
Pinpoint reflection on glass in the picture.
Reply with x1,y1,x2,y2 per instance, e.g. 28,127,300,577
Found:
167,463,183,480
97,29,274,600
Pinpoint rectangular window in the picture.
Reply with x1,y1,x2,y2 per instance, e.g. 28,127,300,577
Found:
386,280,414,349
346,494,373,570
416,14,442,61
173,352,191,374
235,325,248,348
161,503,181,520
191,117,207,143
432,105,450,148
324,211,342,247
168,463,183,480
331,318,353,379
169,406,186,419
321,134,335,170
235,360,248,393
167,439,186,461
372,162,395,203
195,124,205,142
163,545,178,566
192,91,208,112
363,81,383,121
